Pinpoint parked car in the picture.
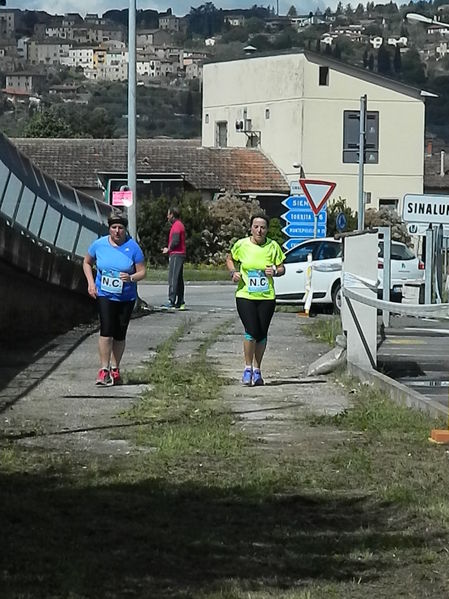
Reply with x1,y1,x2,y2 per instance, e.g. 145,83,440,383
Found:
377,239,425,297
274,238,424,312
274,238,342,310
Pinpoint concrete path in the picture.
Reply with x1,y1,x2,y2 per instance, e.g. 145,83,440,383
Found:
1,294,349,457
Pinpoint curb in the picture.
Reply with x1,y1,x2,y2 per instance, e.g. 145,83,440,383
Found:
347,362,447,419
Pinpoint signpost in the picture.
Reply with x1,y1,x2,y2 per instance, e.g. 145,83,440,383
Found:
300,179,336,237
402,193,449,225
281,193,327,250
336,212,347,232
112,189,133,207
281,179,335,251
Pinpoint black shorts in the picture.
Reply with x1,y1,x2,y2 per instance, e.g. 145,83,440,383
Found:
97,297,135,341
236,297,276,343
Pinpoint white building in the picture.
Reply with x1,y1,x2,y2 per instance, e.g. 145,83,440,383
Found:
202,51,430,213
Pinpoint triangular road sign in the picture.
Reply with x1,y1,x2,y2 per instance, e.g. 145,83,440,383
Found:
299,179,336,215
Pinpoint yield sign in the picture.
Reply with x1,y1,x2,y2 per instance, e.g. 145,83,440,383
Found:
299,179,336,216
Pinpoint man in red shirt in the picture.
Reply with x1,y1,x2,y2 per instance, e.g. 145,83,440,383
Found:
162,207,186,309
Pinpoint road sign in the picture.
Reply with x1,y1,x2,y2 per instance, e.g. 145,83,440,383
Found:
281,209,327,224
336,212,347,232
283,238,308,251
300,179,336,215
282,223,326,237
290,181,302,195
402,193,449,225
112,190,133,207
407,222,449,237
282,195,309,210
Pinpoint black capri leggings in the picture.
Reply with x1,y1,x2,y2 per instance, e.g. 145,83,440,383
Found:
97,297,135,341
236,297,276,343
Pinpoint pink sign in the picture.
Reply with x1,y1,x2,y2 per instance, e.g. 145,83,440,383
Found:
112,190,133,207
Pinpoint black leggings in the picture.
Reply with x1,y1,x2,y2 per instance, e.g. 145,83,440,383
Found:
97,297,135,341
236,298,276,343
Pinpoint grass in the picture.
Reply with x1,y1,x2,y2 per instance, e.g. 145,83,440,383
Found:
3,320,449,597
301,315,342,347
146,263,229,282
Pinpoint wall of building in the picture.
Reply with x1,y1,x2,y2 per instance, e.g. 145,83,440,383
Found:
202,53,425,212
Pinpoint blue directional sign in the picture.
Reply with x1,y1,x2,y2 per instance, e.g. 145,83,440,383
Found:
282,210,327,224
336,212,347,232
281,194,327,242
283,238,308,251
282,195,310,210
282,223,326,237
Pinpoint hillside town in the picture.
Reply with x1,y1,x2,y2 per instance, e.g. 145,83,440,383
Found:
2,2,449,105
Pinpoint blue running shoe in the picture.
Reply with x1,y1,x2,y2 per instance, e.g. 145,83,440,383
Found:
241,367,252,386
252,369,264,386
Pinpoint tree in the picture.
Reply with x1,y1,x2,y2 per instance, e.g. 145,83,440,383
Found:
326,198,357,236
401,48,426,85
377,44,392,74
207,192,261,264
364,207,411,245
287,5,297,17
24,107,74,138
363,47,369,68
393,45,402,74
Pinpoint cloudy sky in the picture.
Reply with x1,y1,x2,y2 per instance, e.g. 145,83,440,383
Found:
8,0,331,17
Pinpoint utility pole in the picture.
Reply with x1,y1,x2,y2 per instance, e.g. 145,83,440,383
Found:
357,94,367,231
127,0,137,239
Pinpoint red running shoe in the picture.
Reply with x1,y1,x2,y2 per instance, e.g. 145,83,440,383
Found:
96,368,113,386
110,367,122,385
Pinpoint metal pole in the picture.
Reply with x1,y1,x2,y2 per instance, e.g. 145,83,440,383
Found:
357,94,367,231
378,226,391,327
313,215,317,238
425,226,433,304
127,0,137,239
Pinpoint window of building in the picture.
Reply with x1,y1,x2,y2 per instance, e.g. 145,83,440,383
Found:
379,198,398,211
319,66,329,86
205,113,209,124
265,108,270,119
216,121,228,147
343,110,379,164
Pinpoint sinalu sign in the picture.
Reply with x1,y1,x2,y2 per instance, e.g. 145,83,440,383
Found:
402,193,449,225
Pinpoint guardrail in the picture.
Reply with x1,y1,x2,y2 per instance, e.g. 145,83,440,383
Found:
0,131,109,259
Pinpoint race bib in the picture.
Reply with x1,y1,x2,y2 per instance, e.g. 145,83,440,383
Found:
100,269,123,294
247,269,269,293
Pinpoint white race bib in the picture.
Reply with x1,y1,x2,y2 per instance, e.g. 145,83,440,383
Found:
100,269,123,294
247,269,269,293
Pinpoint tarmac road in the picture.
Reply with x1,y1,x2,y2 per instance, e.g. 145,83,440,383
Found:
378,315,449,410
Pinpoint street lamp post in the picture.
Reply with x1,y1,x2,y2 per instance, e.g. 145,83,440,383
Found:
406,12,449,28
127,0,137,239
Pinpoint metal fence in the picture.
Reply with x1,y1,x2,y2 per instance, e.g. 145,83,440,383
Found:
0,132,109,259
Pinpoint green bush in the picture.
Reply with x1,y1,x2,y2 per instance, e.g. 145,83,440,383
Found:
137,191,262,265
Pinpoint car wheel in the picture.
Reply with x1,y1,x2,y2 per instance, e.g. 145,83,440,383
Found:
332,282,342,314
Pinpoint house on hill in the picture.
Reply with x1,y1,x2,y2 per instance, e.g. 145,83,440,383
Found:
202,50,433,214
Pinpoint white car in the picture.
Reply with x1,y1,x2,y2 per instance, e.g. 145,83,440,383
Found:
274,238,424,312
377,239,425,297
274,238,342,310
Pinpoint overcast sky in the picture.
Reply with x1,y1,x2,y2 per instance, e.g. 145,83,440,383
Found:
8,0,349,18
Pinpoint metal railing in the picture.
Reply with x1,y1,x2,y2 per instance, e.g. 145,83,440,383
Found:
0,132,109,259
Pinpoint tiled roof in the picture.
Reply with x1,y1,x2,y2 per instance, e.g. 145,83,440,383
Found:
12,138,289,194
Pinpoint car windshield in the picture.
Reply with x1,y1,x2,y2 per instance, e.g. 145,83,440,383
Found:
284,242,319,263
378,242,415,261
